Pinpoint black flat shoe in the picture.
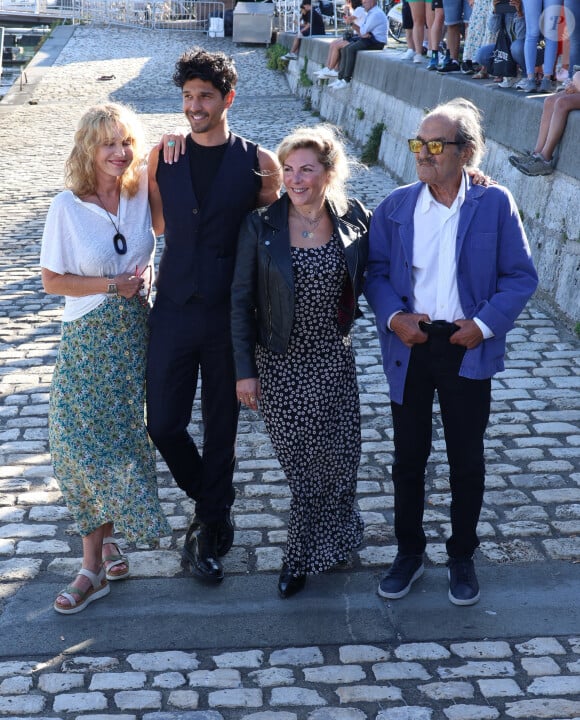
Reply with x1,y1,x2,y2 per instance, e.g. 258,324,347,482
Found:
182,518,224,583
278,564,306,598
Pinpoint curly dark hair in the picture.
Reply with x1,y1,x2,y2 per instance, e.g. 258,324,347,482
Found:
173,47,238,97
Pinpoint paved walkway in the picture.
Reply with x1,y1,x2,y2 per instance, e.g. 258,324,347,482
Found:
0,24,579,720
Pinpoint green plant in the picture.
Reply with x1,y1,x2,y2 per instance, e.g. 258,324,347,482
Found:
266,44,290,71
361,123,385,165
355,108,365,120
575,322,580,337
299,67,313,87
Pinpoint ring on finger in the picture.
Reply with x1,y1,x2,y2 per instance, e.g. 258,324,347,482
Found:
167,140,176,147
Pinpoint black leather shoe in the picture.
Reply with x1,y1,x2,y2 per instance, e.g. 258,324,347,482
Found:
182,518,224,583
216,513,234,557
278,564,306,598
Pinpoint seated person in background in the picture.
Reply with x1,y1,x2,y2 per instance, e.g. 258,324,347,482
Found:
329,0,387,88
282,0,326,60
472,0,525,84
509,70,580,175
315,0,366,78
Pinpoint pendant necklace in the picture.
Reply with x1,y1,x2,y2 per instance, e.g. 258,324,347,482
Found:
293,207,324,239
95,190,127,255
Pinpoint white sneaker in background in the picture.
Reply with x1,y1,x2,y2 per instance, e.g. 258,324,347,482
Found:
498,77,517,88
321,68,339,77
401,48,415,61
413,53,424,63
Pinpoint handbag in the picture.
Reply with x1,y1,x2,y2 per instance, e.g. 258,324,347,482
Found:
487,14,518,77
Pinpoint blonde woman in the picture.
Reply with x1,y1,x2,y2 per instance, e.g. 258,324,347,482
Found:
41,103,170,614
232,125,371,598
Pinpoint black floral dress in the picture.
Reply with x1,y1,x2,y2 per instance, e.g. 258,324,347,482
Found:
256,234,364,576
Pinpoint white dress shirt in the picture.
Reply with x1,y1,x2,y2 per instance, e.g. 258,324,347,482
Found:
389,173,492,338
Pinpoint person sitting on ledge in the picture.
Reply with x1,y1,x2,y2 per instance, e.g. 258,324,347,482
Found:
314,0,366,79
281,0,326,61
509,70,580,176
328,0,387,89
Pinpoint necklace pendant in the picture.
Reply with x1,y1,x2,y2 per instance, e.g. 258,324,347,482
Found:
302,230,313,239
113,232,127,255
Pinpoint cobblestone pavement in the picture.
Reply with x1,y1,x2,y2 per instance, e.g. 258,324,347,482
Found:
0,25,579,720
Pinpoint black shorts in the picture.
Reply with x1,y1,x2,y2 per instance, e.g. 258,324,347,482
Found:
402,0,413,29
432,0,443,8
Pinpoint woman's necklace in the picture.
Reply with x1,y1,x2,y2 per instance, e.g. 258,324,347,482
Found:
95,190,127,255
292,206,325,239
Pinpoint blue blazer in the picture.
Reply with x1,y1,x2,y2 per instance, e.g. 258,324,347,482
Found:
364,178,538,405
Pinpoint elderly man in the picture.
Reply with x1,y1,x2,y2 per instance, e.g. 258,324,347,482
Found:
365,99,538,605
328,0,387,89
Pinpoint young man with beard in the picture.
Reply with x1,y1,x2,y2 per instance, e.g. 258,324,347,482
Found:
147,48,280,584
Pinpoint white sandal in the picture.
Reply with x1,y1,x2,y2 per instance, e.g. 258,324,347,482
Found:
102,536,130,581
54,567,110,615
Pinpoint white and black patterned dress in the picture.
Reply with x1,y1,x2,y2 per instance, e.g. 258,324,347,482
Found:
256,234,364,576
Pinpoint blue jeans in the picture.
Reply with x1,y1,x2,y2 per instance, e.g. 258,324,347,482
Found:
523,0,563,77
565,0,580,77
476,39,526,74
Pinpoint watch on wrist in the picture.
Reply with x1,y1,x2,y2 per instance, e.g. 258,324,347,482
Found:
107,281,118,295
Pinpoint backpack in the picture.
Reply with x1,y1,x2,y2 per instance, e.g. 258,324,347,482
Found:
487,14,518,77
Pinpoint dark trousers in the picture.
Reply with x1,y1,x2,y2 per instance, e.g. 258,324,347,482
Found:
391,338,491,559
146,294,238,524
339,37,384,81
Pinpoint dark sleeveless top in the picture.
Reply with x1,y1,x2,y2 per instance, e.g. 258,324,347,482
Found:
156,132,261,306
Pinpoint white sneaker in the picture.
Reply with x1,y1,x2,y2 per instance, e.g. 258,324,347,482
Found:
281,52,297,60
515,77,528,90
498,76,517,88
401,48,415,61
413,53,424,64
330,78,348,89
556,66,569,83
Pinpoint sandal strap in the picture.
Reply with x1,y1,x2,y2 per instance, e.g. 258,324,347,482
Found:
78,567,105,589
102,536,119,545
103,554,127,566
57,567,104,607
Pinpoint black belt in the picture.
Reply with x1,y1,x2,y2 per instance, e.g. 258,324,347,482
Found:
419,320,460,338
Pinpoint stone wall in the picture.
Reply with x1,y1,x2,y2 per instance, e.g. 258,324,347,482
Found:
279,35,580,328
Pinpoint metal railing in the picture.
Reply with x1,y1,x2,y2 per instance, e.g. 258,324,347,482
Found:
0,0,226,32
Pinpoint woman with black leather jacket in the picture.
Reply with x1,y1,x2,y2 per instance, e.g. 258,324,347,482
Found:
231,125,371,598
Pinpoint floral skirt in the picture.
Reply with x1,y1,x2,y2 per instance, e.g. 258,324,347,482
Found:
49,297,170,544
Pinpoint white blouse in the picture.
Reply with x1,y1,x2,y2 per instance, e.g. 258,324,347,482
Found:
40,170,155,322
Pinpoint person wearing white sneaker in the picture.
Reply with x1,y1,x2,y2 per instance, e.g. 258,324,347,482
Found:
511,70,580,175
366,99,537,606
283,0,326,62
334,0,387,85
401,47,416,60
317,0,367,77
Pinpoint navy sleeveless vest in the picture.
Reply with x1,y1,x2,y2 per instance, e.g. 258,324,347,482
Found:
155,133,261,306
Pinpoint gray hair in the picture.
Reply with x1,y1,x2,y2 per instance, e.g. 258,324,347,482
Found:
424,98,485,169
